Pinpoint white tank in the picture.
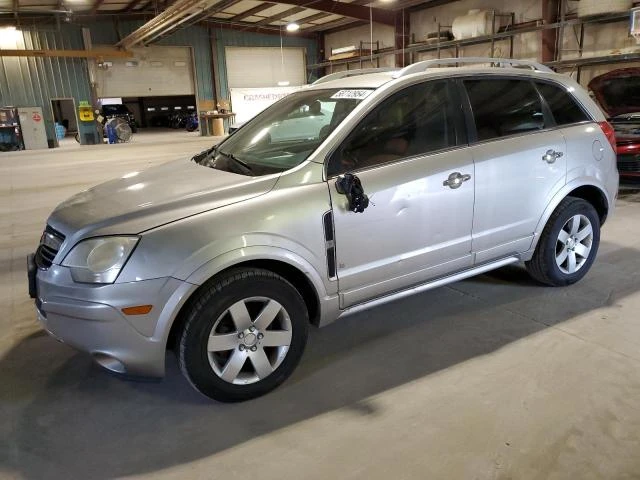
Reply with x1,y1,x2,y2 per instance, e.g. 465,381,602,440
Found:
577,0,631,17
452,9,493,40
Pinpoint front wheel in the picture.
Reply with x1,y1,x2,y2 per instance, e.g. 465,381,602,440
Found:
526,197,600,286
178,268,309,402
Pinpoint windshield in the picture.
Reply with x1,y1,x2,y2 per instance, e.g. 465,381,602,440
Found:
196,88,369,176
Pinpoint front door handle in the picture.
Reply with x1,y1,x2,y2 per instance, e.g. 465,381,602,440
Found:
543,149,564,163
443,172,471,189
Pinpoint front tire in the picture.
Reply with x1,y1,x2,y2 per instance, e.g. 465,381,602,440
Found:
178,268,309,402
526,197,600,286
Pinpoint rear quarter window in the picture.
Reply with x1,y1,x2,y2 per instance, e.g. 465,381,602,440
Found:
464,78,546,141
536,82,590,126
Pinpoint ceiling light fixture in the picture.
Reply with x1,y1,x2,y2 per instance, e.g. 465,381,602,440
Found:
286,22,300,32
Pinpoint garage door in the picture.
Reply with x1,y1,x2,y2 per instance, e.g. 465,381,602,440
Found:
225,46,306,88
95,46,195,98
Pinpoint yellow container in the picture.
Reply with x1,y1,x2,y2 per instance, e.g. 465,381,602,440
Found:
78,104,94,122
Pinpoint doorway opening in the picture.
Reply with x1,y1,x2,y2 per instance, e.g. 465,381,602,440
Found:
50,98,78,147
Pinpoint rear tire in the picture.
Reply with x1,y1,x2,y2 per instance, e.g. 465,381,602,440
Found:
526,197,600,286
178,268,309,402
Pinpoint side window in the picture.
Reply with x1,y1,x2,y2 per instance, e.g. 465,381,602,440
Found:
464,79,546,141
536,81,590,126
328,80,458,177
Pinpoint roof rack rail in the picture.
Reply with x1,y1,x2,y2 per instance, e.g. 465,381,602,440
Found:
393,57,553,78
312,67,398,85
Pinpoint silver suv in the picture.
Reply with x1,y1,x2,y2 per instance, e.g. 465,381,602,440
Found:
28,58,619,402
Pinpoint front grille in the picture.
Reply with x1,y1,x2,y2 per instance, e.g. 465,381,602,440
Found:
617,154,640,173
35,226,65,270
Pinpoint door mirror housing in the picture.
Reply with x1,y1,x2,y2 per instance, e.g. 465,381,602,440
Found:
335,173,370,213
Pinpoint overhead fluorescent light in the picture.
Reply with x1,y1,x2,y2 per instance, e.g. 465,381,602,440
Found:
286,22,300,32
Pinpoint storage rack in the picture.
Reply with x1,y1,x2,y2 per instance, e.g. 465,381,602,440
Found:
308,8,640,78
326,40,381,73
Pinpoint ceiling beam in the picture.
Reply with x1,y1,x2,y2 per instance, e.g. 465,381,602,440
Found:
270,0,394,25
91,0,106,15
305,17,363,33
254,6,305,26
123,0,145,12
0,48,133,58
203,19,316,38
297,12,332,24
402,0,460,13
229,2,275,21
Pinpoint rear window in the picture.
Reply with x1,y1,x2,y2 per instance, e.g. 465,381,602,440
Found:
536,82,589,126
464,79,546,141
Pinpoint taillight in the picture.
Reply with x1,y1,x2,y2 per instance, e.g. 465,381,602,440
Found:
598,121,617,155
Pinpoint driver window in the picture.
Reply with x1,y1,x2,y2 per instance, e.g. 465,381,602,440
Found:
327,80,457,177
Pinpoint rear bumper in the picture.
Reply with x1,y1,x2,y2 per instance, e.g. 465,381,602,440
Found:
34,263,196,378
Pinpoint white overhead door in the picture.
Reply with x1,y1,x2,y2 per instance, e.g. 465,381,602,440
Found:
225,46,306,88
95,45,195,98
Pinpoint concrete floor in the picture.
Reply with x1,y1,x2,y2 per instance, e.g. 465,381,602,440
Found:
2,130,640,479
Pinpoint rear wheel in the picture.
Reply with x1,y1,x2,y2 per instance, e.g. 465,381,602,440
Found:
178,268,309,402
526,197,600,286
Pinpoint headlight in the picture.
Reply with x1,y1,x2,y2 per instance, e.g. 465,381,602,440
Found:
62,236,139,284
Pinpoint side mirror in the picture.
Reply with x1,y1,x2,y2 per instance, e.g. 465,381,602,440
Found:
335,173,370,213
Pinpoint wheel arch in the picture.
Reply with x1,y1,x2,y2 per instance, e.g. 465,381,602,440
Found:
530,180,610,257
166,253,325,353
566,185,609,225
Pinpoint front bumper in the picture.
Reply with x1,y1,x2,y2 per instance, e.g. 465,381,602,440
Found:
31,259,195,378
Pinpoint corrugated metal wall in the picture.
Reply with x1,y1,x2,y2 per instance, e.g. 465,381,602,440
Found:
213,28,318,100
0,20,319,143
0,26,93,143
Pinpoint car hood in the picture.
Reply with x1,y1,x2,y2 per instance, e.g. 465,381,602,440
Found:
588,68,640,118
49,158,279,240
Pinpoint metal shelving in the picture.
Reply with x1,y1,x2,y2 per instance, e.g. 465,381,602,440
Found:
307,9,637,73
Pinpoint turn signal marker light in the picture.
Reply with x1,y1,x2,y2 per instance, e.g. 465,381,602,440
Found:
122,305,153,315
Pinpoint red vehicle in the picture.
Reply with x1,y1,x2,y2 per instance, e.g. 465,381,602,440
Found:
589,68,640,182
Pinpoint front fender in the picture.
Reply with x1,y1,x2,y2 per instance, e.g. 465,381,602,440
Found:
185,245,333,299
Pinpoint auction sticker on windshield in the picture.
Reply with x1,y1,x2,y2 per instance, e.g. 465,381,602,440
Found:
330,90,372,100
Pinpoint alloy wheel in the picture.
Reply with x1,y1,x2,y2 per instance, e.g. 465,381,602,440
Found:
555,214,593,274
206,296,292,385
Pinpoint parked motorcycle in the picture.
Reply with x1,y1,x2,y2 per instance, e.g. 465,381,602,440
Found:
185,112,199,132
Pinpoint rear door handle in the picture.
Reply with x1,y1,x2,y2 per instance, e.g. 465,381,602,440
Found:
443,172,471,189
543,149,564,163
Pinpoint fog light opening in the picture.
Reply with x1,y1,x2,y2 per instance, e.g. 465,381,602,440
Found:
92,353,127,374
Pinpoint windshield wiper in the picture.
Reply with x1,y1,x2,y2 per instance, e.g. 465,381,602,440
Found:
191,145,217,164
218,150,253,174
